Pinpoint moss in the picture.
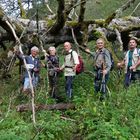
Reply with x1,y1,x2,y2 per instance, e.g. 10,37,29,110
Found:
18,0,26,18
66,21,79,27
93,31,102,38
95,19,105,26
0,7,5,17
45,19,55,28
122,16,133,20
105,13,116,25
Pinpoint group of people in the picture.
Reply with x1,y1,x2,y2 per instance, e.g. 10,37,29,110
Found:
17,37,140,101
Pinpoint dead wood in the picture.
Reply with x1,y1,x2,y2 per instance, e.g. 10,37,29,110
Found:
16,103,75,112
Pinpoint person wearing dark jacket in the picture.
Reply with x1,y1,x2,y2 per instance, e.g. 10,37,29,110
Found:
86,38,111,100
44,46,59,98
16,46,40,92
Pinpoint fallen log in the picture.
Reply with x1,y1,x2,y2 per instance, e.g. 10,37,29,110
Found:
16,103,75,112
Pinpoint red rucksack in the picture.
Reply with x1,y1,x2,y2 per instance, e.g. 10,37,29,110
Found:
71,51,84,75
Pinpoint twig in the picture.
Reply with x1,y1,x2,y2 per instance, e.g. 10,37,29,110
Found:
6,54,16,72
37,36,50,99
46,4,54,15
71,28,80,54
60,116,76,122
0,92,15,123
71,28,91,55
65,0,88,14
130,2,140,16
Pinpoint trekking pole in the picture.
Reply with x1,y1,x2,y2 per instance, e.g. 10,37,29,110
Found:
100,73,106,93
51,71,57,98
100,63,106,93
128,69,132,86
118,67,122,77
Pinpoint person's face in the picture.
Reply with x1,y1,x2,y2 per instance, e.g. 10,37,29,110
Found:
31,50,38,57
64,42,71,52
96,40,104,50
49,49,56,55
129,39,137,49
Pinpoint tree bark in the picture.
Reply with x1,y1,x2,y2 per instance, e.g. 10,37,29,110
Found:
48,0,65,35
0,6,140,47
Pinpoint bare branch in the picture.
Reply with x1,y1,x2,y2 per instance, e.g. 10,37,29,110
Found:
105,0,136,25
0,91,16,123
65,0,78,19
60,116,76,122
71,28,88,54
45,0,54,15
130,1,140,16
4,13,36,124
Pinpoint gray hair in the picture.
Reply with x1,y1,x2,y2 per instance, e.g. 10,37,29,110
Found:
31,46,39,52
48,46,56,51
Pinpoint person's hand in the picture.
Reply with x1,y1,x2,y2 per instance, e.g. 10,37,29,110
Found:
129,65,136,71
102,69,107,75
117,62,123,68
85,48,90,53
59,67,64,71
33,68,38,72
55,67,61,72
73,65,77,72
42,50,49,56
117,62,121,67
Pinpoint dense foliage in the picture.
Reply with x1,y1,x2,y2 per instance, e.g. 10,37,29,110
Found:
0,0,140,139
0,51,140,139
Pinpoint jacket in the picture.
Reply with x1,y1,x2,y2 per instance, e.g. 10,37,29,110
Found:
124,48,140,73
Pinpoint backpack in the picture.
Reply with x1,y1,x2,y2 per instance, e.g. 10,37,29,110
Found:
71,51,84,75
95,49,114,71
108,51,114,71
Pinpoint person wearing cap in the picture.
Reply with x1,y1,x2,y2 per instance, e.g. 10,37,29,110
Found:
117,38,140,87
43,46,60,99
16,46,40,92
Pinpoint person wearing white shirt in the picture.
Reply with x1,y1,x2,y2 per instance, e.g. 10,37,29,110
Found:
60,42,79,99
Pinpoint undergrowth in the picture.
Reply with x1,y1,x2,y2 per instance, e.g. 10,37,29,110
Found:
0,64,140,140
